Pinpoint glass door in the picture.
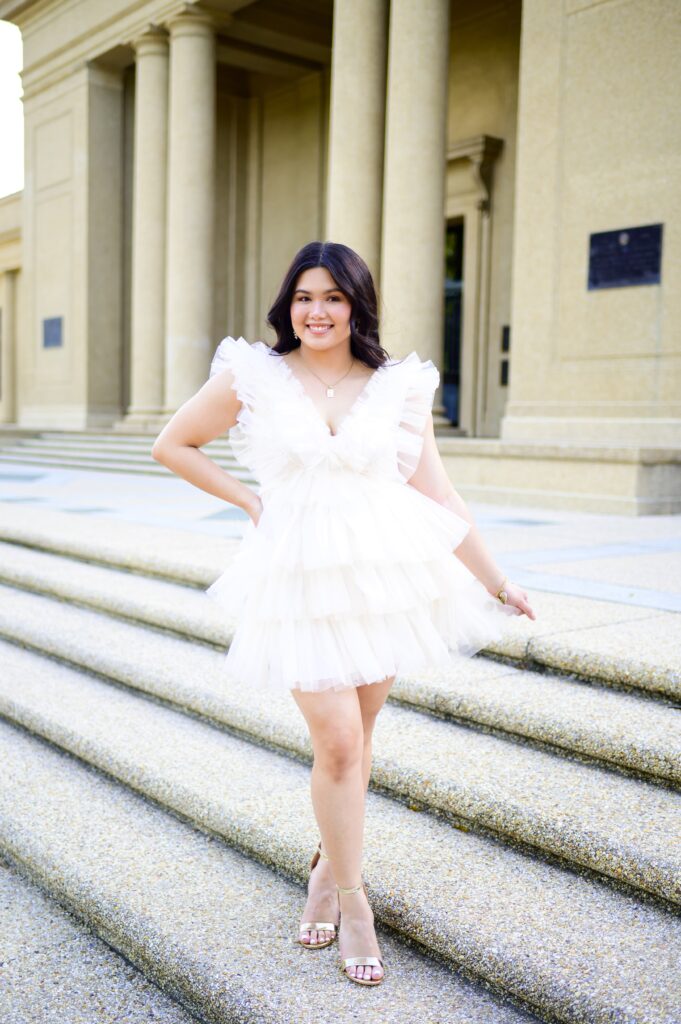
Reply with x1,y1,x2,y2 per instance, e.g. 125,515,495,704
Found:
443,221,463,426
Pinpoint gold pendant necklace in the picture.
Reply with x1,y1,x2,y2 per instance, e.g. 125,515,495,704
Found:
301,357,355,398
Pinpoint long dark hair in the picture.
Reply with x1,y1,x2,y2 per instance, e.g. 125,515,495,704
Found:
266,241,390,369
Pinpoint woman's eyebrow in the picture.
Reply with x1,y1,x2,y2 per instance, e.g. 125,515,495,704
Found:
294,288,342,294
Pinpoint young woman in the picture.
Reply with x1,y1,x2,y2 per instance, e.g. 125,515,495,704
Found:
151,240,536,987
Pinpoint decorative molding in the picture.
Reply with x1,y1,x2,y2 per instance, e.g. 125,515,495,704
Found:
447,134,503,212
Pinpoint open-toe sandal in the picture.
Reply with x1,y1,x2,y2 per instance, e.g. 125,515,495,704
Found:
297,842,338,950
337,881,385,986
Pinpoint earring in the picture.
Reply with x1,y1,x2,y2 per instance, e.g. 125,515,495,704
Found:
293,330,299,340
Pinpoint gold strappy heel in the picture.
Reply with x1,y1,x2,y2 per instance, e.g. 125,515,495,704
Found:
297,842,338,950
337,881,385,986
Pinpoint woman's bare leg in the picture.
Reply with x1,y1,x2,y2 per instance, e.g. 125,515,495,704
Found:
291,686,364,953
357,675,395,793
292,677,394,982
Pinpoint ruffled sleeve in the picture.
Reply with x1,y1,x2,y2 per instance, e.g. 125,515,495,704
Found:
394,353,440,483
209,335,259,412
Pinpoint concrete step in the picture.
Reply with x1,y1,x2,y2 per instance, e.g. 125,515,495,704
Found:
4,429,233,448
0,656,679,1023
0,538,679,786
0,854,200,1024
0,426,152,440
0,503,678,701
0,588,678,905
0,720,539,1024
0,448,254,481
1,435,239,458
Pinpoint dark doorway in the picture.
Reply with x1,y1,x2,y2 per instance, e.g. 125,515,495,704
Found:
443,221,463,426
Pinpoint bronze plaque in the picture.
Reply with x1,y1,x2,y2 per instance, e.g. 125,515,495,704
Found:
588,224,662,290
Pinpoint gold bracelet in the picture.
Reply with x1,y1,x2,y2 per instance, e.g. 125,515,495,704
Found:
494,576,509,604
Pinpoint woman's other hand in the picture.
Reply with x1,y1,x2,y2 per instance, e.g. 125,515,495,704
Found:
502,582,536,620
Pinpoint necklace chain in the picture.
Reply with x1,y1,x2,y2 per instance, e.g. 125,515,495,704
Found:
297,353,355,398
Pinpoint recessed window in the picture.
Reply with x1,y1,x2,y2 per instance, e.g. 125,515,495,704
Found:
43,317,63,348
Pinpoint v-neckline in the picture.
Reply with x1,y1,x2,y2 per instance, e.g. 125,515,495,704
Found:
269,349,386,439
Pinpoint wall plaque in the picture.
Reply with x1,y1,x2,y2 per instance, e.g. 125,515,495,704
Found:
588,224,663,290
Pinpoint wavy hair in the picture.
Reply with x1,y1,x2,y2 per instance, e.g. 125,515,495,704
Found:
266,241,390,369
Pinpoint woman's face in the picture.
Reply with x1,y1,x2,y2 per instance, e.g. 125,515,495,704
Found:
290,266,352,352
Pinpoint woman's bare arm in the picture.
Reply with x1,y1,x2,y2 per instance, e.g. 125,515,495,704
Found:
150,369,262,521
407,414,535,619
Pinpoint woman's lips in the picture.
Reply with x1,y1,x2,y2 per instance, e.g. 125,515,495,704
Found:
306,324,332,334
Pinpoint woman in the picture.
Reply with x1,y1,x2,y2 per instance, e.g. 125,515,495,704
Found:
151,240,536,987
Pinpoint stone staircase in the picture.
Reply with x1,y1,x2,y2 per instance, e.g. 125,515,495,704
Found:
0,427,255,481
0,504,679,1022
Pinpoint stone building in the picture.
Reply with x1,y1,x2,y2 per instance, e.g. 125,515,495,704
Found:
0,0,679,513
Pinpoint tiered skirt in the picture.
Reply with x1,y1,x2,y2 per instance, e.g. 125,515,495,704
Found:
206,470,520,693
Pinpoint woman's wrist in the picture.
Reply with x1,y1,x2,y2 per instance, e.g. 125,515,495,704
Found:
485,574,509,599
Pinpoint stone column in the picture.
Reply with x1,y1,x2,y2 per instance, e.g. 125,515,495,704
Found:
0,270,18,424
164,9,216,411
380,0,450,367
326,0,388,280
126,28,169,423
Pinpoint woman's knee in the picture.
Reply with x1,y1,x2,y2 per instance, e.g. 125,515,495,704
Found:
313,724,364,780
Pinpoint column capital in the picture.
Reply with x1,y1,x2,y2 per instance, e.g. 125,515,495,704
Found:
166,5,217,36
133,26,169,55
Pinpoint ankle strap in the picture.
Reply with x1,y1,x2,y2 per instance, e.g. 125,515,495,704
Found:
337,882,363,895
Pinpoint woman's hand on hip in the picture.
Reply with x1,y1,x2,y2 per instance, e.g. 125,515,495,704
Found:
243,493,263,526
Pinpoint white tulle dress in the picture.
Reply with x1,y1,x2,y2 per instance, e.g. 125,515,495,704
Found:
205,335,519,694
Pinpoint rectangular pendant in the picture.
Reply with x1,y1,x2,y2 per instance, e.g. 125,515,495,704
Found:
326,386,335,397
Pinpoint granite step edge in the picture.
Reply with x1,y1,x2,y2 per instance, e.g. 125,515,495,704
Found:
1,699,679,1024
1,512,677,705
0,628,678,907
0,855,202,1024
0,721,543,1024
1,553,678,787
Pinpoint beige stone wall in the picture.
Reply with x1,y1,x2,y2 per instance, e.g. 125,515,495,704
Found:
504,0,681,445
17,63,125,428
447,0,521,437
0,192,22,423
